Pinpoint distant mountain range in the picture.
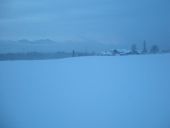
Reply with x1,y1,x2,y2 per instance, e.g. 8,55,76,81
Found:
0,39,118,53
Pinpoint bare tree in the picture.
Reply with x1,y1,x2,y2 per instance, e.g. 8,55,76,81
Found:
72,50,75,57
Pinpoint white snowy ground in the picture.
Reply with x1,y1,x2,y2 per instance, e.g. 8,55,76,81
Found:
0,54,170,128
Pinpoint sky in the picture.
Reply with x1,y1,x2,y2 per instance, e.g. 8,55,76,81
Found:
0,0,170,47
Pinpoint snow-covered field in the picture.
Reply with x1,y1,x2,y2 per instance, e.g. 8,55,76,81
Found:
0,54,170,128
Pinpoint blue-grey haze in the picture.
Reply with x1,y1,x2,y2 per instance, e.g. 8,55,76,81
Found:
0,0,170,49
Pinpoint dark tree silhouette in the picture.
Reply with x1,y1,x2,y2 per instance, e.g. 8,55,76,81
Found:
72,50,75,57
112,49,119,55
150,45,159,54
131,44,138,54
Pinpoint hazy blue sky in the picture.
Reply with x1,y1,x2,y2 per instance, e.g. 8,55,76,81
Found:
0,0,170,46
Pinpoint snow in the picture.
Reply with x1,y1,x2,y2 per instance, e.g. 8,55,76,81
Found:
0,54,170,128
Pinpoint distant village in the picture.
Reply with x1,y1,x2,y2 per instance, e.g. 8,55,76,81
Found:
74,41,170,57
99,41,160,56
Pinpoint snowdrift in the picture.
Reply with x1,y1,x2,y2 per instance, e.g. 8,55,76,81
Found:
0,54,170,128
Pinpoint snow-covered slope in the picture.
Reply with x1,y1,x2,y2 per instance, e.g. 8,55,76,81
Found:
0,54,170,128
